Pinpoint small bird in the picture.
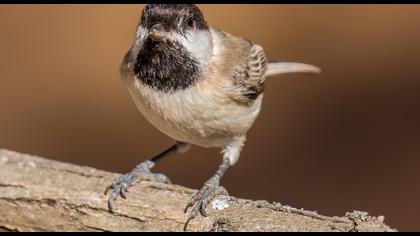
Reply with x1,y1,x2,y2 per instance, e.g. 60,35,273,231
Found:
105,4,320,230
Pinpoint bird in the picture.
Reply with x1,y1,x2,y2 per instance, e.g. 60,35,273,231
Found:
104,4,321,230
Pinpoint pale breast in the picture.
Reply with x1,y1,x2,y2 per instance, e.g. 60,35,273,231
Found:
125,76,262,148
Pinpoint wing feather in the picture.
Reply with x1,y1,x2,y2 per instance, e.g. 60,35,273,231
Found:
231,44,268,103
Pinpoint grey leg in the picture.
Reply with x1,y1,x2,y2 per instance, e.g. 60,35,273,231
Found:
105,141,187,212
183,156,230,231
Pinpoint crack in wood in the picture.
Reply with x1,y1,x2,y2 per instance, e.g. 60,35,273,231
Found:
0,183,27,189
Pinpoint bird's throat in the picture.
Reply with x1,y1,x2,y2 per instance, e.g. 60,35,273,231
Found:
134,38,200,93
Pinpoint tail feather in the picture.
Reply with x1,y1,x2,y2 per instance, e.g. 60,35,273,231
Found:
265,61,321,77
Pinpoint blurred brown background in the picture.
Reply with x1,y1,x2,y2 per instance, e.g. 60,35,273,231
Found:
0,4,419,231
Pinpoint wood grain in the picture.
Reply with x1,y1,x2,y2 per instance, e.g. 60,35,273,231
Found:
0,149,396,232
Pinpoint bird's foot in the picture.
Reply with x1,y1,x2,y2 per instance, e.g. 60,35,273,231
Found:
183,177,228,231
104,160,171,212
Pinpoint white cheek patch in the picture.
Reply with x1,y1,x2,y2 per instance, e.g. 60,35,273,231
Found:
210,28,221,58
173,31,211,67
132,26,148,57
136,26,147,40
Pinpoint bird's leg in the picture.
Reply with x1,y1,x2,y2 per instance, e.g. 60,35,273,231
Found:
183,136,245,231
105,141,188,212
183,155,231,231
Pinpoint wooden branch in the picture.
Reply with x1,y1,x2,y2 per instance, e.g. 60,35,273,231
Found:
0,149,396,232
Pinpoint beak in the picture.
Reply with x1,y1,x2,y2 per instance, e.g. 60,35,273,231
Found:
148,23,163,39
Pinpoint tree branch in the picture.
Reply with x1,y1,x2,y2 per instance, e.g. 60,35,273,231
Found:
0,149,396,232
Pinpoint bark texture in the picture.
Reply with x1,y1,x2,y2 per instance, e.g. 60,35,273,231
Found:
0,149,396,232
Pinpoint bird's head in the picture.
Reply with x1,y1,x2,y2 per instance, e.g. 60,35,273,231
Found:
137,4,213,65
132,4,213,92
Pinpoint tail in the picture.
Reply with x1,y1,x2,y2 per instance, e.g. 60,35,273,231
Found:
265,61,321,77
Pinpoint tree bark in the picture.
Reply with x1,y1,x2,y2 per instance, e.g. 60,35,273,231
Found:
0,149,396,232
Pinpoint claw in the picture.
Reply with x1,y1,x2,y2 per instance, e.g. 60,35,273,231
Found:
120,189,127,199
183,209,198,231
184,200,194,213
183,184,227,231
184,205,190,214
104,185,111,195
108,198,114,212
104,163,172,213
183,216,193,231
199,206,207,217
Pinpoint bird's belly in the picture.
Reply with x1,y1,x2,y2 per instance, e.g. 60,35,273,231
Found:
127,80,262,148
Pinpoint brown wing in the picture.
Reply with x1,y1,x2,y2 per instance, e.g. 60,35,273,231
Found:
230,44,268,104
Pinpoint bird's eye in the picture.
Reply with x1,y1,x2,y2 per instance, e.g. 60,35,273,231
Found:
185,16,195,28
